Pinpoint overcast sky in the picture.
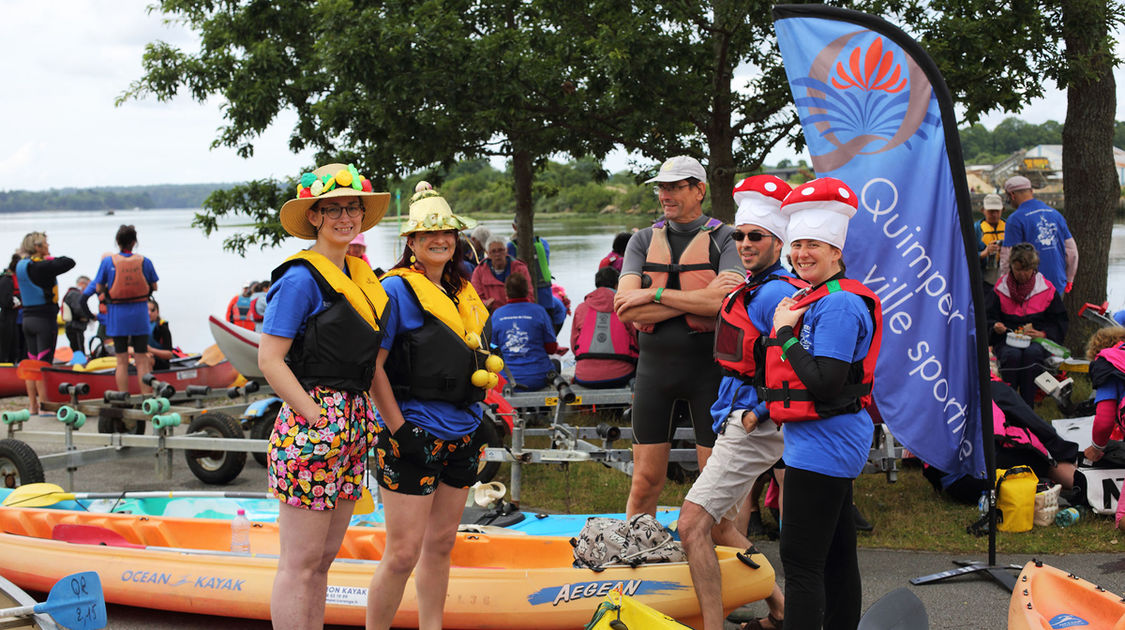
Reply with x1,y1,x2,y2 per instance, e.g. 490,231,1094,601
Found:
1,0,1122,192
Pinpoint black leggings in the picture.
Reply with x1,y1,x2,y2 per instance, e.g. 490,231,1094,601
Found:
780,467,861,630
21,315,57,363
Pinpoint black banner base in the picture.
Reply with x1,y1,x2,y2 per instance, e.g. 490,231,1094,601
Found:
910,560,1021,591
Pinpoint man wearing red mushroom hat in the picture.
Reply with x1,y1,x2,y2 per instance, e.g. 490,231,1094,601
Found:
614,155,745,518
678,174,797,630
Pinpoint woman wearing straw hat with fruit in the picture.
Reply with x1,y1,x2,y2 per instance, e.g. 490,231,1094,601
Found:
258,162,390,630
366,182,501,630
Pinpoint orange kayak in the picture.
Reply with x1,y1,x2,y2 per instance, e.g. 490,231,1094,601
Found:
1008,560,1125,629
0,506,775,628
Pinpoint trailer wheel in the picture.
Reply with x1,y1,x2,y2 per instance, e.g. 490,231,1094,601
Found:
474,414,505,484
97,408,146,435
0,439,45,488
184,413,247,484
250,418,273,467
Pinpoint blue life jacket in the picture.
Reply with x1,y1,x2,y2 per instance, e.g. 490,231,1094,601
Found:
15,259,49,307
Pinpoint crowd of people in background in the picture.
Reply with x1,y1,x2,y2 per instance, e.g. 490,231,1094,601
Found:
8,152,1124,630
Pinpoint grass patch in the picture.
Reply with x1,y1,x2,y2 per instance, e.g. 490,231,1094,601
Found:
489,404,1125,555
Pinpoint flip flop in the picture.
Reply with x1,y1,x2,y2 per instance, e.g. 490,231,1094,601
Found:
741,613,783,630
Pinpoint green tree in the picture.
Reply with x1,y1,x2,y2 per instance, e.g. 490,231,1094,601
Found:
121,0,629,261
913,0,1122,350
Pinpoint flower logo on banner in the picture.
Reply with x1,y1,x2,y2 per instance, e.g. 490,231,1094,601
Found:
790,31,939,172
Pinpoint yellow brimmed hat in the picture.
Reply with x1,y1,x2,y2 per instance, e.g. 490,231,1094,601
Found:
279,163,391,240
400,181,477,236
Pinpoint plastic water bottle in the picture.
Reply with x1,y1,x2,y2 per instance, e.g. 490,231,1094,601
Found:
978,492,988,516
231,509,251,553
1055,507,1081,528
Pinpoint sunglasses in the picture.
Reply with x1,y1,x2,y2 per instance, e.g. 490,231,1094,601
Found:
732,231,772,242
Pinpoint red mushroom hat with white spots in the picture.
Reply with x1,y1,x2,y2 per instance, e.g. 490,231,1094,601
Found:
780,177,859,249
732,175,792,241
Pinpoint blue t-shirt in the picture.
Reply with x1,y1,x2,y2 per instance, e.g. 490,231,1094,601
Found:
86,253,159,337
710,269,800,433
781,289,875,478
546,295,568,329
1002,199,1072,291
377,275,481,440
261,264,331,338
490,300,556,390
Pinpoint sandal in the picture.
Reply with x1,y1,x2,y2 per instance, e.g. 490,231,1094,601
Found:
741,613,783,630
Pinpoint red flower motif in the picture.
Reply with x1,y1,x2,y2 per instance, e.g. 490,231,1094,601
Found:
831,37,906,93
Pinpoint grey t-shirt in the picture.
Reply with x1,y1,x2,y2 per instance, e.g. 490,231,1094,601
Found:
620,214,743,284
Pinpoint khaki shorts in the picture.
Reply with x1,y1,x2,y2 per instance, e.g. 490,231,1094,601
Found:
683,411,785,523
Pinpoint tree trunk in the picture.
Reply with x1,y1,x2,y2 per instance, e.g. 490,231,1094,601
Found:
512,147,535,269
1060,0,1118,352
707,11,737,224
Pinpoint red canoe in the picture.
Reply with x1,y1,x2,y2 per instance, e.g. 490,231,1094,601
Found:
0,363,25,398
41,355,239,402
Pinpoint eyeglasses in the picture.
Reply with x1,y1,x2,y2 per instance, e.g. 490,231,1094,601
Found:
652,182,693,195
319,204,365,219
732,231,772,242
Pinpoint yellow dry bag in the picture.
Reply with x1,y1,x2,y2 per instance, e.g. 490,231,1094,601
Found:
996,466,1038,533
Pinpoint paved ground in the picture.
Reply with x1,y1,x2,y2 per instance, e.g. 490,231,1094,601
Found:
5,410,1125,628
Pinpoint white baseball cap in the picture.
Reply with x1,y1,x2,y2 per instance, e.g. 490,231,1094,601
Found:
645,156,707,184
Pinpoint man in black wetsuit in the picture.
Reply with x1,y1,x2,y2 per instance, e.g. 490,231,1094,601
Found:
614,156,744,517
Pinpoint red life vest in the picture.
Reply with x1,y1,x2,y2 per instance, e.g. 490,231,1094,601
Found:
226,294,256,331
760,278,883,424
636,217,723,334
574,307,639,364
713,274,808,380
107,254,151,304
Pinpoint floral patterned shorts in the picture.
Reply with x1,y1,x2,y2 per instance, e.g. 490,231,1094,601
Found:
267,386,376,511
374,420,482,496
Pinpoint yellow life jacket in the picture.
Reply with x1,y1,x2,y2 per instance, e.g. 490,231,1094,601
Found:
381,268,488,341
286,250,388,333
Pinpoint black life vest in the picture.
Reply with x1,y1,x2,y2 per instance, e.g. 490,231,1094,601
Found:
760,277,883,424
271,257,386,393
383,273,492,408
714,273,808,381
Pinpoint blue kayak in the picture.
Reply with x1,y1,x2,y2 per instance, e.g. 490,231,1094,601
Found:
0,488,679,537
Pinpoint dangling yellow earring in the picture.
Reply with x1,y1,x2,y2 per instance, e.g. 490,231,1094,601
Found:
409,254,416,264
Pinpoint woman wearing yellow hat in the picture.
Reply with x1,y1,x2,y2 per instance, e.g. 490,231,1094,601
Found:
257,163,391,629
365,182,499,629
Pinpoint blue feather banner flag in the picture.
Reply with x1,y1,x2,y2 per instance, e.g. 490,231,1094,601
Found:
773,5,991,482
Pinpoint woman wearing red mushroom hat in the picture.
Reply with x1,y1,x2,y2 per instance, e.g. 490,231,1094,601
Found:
759,177,883,629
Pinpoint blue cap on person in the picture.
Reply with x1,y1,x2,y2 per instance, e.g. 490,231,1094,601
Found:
780,178,858,249
644,156,707,184
733,175,791,241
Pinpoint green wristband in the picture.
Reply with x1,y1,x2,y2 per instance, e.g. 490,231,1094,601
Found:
781,336,799,360
654,287,664,304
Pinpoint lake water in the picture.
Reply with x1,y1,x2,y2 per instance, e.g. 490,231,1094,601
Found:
4,208,1123,354
1,209,647,355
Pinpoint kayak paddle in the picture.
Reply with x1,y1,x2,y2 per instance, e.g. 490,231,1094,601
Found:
0,571,106,630
2,483,77,508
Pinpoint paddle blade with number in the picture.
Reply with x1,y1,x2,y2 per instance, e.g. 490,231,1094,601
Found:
0,571,106,630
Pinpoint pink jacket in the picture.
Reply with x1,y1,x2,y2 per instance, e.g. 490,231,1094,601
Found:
470,258,533,312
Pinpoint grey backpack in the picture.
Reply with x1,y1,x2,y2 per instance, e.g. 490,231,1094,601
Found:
570,514,685,571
